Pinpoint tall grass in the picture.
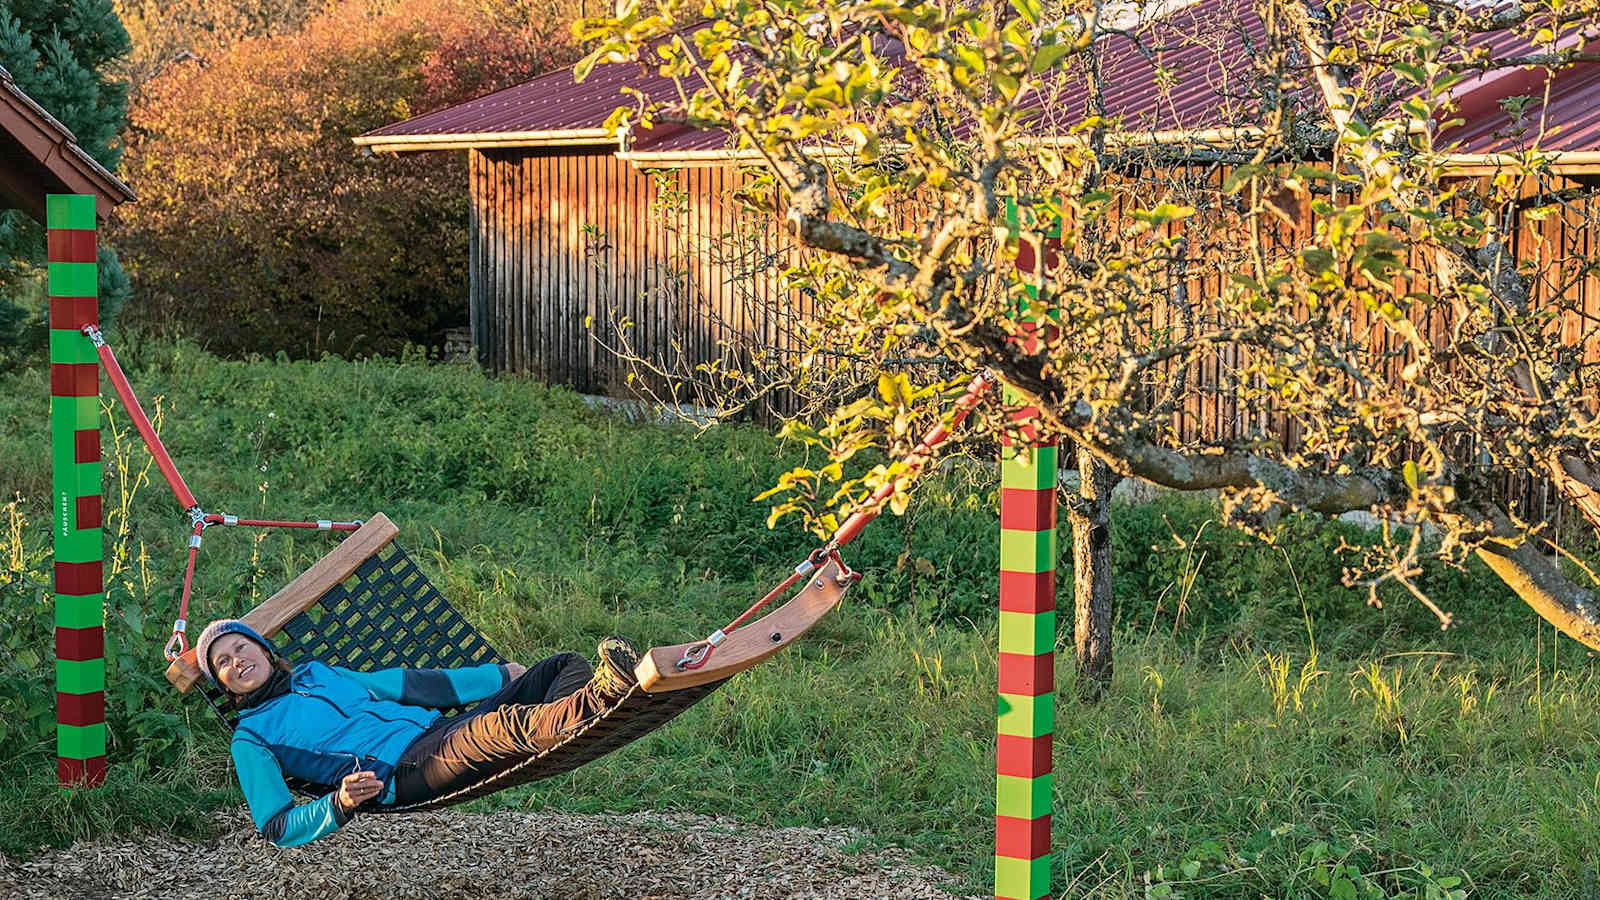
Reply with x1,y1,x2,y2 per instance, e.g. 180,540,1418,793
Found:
1,337,1597,896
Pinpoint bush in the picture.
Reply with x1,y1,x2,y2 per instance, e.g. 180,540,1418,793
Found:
112,0,580,358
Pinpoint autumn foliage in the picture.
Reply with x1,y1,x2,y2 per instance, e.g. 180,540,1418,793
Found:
112,0,579,357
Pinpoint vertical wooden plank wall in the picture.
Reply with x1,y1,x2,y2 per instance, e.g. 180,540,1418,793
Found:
468,151,482,368
468,149,797,407
466,151,1596,452
468,151,485,370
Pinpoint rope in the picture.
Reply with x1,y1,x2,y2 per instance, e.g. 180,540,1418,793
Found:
678,372,995,671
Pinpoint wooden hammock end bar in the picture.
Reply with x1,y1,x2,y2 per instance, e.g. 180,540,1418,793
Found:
165,513,401,692
635,559,851,693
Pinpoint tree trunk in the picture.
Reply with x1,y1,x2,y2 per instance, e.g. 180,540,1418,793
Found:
1069,444,1120,701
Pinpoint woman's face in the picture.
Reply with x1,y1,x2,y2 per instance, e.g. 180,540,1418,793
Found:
210,633,273,695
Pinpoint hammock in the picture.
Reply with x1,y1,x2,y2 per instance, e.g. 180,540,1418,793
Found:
163,513,853,810
86,324,993,806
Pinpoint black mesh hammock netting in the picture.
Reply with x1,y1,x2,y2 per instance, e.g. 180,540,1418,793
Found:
197,540,723,813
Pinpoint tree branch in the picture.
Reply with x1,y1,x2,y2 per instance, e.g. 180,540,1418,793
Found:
1472,504,1600,648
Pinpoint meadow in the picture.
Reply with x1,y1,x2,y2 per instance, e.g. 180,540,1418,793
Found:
1,337,1597,898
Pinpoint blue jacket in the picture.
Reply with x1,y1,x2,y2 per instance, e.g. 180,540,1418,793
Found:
230,659,509,847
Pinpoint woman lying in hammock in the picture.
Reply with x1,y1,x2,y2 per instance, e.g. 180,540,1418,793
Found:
195,618,640,847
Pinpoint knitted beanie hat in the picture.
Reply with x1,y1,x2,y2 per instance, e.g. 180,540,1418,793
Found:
195,619,275,684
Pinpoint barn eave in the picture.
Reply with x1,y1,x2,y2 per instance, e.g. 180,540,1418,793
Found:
353,129,614,154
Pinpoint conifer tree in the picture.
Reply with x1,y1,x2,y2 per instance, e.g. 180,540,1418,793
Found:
0,0,131,365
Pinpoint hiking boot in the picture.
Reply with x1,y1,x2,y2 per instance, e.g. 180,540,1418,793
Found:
592,635,641,702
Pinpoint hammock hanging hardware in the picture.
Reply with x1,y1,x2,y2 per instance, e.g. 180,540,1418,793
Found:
83,325,364,660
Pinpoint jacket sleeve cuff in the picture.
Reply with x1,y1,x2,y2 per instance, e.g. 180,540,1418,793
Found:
330,794,356,826
498,663,515,686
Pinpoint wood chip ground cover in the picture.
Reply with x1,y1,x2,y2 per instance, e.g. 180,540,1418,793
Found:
0,809,982,899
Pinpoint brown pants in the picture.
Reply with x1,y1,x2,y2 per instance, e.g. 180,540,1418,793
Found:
390,652,603,804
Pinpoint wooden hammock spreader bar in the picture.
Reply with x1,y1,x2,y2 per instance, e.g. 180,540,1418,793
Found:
165,513,401,692
636,559,852,692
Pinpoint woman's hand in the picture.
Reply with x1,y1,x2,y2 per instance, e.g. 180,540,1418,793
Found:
505,662,527,680
336,770,384,813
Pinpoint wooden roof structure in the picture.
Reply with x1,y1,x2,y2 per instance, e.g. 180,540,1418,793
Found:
0,63,134,224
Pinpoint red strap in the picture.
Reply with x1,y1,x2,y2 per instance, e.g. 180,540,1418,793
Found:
164,523,204,660
681,372,995,671
829,371,993,549
88,328,200,512
680,565,810,671
84,328,370,659
202,515,361,531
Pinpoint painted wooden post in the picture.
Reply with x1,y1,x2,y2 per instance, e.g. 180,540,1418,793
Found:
996,435,1056,900
995,202,1060,900
48,193,106,787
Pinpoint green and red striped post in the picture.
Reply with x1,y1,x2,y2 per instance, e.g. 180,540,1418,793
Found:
48,193,106,787
995,206,1061,900
996,428,1056,900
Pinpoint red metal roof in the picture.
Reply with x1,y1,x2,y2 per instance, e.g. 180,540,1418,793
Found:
359,53,684,142
1445,53,1600,153
360,0,1600,158
1017,0,1278,134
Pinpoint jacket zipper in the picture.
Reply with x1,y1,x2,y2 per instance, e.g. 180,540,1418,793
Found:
237,671,431,758
289,684,426,727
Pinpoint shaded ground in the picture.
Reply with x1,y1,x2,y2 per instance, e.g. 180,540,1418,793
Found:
0,809,980,900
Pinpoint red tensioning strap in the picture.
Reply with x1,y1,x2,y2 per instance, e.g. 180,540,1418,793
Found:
165,523,205,660
84,330,368,660
726,568,810,633
680,562,816,671
201,515,361,531
162,516,359,660
88,330,199,512
681,372,995,671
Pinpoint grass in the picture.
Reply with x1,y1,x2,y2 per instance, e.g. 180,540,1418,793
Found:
1,336,1598,897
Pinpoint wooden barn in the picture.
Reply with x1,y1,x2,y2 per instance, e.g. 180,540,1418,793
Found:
354,57,801,401
355,0,1600,432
